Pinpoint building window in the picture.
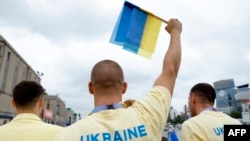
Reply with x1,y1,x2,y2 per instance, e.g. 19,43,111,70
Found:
28,70,31,80
47,101,50,109
26,67,31,80
22,65,27,81
0,45,2,60
1,51,11,91
56,101,60,115
12,58,19,91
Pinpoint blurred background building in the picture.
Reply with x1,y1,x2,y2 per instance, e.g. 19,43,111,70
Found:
213,78,250,124
0,35,41,124
42,95,78,126
235,84,250,124
0,35,78,126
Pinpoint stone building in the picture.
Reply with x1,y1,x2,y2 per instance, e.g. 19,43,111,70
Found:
0,35,78,126
43,95,77,126
213,79,242,114
235,84,250,124
0,35,41,124
43,95,67,126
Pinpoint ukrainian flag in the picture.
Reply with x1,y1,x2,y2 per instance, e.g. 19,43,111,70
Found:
110,1,163,59
168,129,179,141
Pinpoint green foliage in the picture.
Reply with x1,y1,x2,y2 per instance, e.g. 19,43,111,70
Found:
229,110,242,118
167,114,185,125
174,115,182,124
167,118,175,124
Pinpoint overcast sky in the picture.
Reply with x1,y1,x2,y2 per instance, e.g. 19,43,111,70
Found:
1,0,250,117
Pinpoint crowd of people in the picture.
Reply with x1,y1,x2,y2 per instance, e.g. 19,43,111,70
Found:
0,18,242,141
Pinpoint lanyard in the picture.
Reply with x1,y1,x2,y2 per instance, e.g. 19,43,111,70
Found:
89,103,125,115
201,107,216,113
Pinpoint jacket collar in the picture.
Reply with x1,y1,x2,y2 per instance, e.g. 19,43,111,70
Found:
12,113,42,122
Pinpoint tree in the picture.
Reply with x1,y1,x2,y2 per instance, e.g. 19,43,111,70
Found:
174,115,182,124
167,118,175,125
229,110,242,119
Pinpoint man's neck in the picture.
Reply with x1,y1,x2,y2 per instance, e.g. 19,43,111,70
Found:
16,108,40,116
94,96,122,107
197,104,214,115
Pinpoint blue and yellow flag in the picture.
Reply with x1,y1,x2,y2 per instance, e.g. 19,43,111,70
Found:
110,1,164,59
168,129,179,141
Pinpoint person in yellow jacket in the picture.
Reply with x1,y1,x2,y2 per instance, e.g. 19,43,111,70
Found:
181,83,242,141
54,18,182,141
0,80,62,141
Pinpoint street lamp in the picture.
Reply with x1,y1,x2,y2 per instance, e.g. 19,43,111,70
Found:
36,71,44,77
36,71,44,84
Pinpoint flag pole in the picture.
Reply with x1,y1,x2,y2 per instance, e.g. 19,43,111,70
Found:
140,8,168,24
153,14,168,24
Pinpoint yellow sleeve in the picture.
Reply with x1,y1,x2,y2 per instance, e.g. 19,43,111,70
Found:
135,86,171,132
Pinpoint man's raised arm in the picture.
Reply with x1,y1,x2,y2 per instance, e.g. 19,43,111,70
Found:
154,18,182,96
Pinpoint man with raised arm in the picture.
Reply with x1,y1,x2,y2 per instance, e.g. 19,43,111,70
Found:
54,18,182,141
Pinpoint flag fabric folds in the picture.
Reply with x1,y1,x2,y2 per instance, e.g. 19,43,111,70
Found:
110,1,162,59
168,129,179,141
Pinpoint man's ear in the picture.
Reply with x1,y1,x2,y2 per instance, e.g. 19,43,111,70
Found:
88,82,94,94
11,98,16,108
191,94,197,104
39,97,44,108
122,82,127,94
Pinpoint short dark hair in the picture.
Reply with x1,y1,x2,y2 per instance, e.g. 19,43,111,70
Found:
190,83,216,104
13,80,45,108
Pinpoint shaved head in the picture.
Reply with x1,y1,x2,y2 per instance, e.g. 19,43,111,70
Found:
91,60,124,89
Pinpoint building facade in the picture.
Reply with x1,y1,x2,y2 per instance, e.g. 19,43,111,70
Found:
65,107,76,126
43,95,77,126
43,95,67,126
235,84,250,124
0,35,78,126
169,106,177,120
213,79,242,114
0,35,41,124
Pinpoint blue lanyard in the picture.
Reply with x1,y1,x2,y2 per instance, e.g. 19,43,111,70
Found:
89,103,124,115
201,107,216,113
